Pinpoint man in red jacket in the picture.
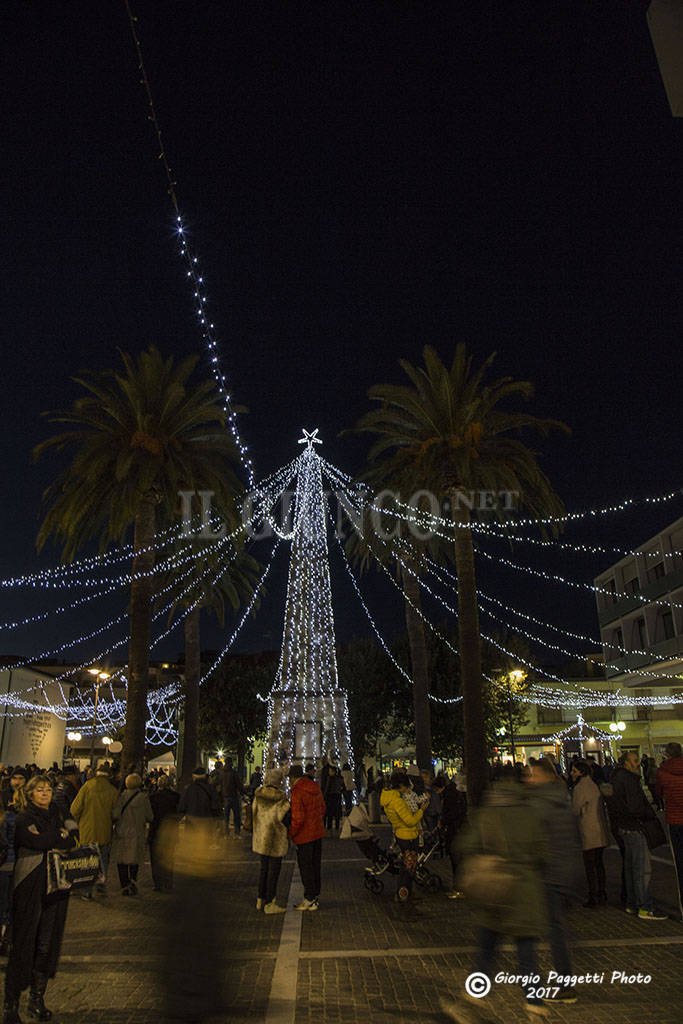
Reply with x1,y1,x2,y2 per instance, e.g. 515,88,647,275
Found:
290,763,326,911
655,741,683,917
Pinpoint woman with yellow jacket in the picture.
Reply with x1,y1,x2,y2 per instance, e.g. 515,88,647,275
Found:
380,771,429,902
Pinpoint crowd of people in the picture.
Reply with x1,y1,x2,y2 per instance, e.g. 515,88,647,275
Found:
434,743,683,1019
0,742,679,1021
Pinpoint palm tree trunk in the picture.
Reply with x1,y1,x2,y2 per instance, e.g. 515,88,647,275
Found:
401,562,432,771
121,494,156,775
180,605,201,788
450,499,488,806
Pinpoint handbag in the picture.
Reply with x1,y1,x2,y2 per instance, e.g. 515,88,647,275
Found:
113,790,140,837
457,816,515,907
47,844,103,894
640,814,667,850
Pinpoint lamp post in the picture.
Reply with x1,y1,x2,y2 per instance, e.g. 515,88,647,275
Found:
87,669,110,767
506,669,526,766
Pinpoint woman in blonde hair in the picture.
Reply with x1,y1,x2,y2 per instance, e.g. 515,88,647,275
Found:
4,774,78,1024
110,773,153,897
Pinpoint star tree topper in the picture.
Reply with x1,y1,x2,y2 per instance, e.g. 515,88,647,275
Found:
298,427,323,451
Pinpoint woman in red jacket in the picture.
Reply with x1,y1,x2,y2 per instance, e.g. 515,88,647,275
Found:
289,764,326,911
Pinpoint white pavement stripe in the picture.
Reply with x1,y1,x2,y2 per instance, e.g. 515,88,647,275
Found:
264,865,304,1024
59,932,683,967
299,934,683,959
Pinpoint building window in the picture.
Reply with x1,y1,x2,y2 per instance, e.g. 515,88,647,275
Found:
661,610,675,640
648,562,665,583
625,577,640,594
636,617,647,650
634,688,651,721
536,706,562,724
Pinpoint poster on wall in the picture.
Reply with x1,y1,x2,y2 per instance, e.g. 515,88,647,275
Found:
0,670,69,766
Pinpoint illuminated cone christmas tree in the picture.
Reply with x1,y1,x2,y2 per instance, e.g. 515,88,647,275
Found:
267,429,352,768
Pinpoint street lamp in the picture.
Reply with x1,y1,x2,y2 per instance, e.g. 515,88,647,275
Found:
506,668,527,766
87,669,110,767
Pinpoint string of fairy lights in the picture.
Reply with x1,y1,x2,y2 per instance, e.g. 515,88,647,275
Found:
3,432,682,756
3,2,682,761
326,475,683,710
123,0,255,489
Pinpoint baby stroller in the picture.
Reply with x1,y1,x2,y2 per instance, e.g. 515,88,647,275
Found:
411,825,443,892
341,804,400,894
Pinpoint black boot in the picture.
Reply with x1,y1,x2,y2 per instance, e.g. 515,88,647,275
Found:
3,997,23,1024
26,975,51,1022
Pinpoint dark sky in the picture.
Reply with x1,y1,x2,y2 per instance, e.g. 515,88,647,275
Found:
2,1,682,672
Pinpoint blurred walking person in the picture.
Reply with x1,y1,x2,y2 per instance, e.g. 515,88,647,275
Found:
528,758,582,1004
570,759,610,907
442,766,548,1019
149,775,180,893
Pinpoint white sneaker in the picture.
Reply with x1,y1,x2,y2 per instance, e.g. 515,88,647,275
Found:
295,898,319,911
264,901,286,914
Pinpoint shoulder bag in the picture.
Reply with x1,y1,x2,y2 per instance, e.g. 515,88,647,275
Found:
47,843,103,894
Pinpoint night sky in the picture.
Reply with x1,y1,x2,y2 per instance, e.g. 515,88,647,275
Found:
2,1,682,671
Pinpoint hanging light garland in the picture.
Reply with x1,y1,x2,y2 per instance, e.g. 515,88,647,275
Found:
123,0,254,488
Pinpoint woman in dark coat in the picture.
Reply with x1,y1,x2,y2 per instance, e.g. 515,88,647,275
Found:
148,775,180,893
4,774,78,1024
323,766,344,834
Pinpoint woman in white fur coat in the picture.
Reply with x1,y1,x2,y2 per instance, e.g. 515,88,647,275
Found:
252,768,290,913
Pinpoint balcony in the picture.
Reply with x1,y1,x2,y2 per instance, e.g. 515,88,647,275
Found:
598,564,683,627
606,633,683,679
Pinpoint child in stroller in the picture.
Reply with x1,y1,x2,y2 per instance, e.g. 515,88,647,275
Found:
343,804,442,895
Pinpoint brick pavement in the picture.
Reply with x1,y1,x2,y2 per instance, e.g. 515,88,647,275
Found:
1,829,681,1023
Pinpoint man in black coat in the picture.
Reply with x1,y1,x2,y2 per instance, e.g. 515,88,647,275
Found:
432,773,467,898
609,751,666,920
220,758,244,838
149,776,180,892
178,767,221,821
51,765,80,821
528,757,583,1004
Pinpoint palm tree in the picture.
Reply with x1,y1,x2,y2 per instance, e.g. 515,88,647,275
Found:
160,540,263,786
34,346,244,772
342,495,441,771
353,344,567,804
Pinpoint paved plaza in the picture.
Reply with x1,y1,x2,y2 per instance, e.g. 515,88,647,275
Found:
3,829,681,1024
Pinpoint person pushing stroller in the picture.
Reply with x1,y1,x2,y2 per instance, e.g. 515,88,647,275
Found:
380,771,430,902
